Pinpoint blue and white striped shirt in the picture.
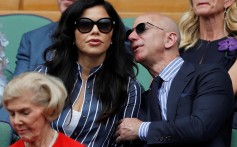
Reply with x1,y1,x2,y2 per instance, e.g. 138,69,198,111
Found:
36,63,142,147
139,57,184,141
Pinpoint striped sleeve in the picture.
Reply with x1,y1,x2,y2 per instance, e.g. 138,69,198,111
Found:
122,78,142,118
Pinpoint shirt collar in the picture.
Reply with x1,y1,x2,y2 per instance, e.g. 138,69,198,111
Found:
159,57,184,82
76,62,103,77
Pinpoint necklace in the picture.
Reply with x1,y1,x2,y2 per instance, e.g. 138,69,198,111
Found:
24,130,58,147
49,130,58,147
199,40,211,64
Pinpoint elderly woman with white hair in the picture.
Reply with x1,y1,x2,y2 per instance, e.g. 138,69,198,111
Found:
3,72,85,147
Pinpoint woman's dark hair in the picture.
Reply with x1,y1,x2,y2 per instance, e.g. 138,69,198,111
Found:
43,0,138,122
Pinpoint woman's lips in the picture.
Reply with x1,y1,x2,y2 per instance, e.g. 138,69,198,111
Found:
197,2,209,6
88,39,102,46
17,129,28,135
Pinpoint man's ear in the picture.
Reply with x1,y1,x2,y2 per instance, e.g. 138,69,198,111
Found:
224,0,235,8
164,32,177,48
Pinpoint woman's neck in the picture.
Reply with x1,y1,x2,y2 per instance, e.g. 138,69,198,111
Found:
25,128,57,147
78,55,104,79
199,15,228,41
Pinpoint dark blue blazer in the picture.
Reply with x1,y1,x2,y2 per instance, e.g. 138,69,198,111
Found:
133,62,234,147
14,22,57,76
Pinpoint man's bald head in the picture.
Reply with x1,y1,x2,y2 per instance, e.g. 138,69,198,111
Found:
134,13,181,46
128,13,181,73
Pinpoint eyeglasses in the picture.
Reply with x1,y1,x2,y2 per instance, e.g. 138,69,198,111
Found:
127,22,166,37
75,18,115,33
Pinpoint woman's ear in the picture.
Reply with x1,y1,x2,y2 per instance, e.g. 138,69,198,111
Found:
224,0,235,8
164,32,177,48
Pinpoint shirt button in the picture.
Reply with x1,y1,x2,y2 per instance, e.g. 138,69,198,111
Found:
74,132,78,136
87,86,91,89
83,115,86,118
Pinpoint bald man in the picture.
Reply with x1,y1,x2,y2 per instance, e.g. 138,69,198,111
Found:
115,13,234,147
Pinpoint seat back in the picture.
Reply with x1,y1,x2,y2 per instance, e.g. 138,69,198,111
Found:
0,120,12,147
0,14,52,73
231,129,237,147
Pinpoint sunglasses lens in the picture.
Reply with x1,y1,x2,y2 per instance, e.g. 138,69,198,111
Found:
97,18,113,33
75,18,114,33
136,23,146,34
76,18,94,33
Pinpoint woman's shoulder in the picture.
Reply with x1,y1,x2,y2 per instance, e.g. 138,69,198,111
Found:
128,77,144,94
34,65,47,74
54,132,85,147
129,77,142,87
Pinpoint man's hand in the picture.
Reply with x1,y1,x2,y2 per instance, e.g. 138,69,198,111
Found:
115,118,143,143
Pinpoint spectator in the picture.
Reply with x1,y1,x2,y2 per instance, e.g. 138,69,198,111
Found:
13,0,77,76
179,0,237,129
115,12,234,147
3,72,85,147
36,0,141,146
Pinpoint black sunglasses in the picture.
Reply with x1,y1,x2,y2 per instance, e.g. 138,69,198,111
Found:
75,18,115,33
126,22,166,38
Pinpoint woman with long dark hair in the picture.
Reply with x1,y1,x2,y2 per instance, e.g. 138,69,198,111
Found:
37,0,141,146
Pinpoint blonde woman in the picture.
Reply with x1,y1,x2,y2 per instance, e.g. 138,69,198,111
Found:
179,0,237,129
